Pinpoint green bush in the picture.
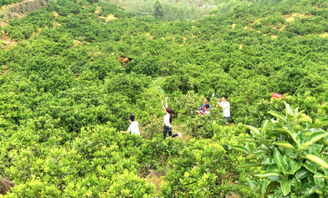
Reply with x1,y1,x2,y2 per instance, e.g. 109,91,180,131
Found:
0,0,23,7
162,139,253,197
100,172,155,198
233,103,328,197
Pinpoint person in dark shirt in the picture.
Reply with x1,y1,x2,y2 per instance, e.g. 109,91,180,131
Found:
199,97,212,115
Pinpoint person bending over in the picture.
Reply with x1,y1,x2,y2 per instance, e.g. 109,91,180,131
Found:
126,115,140,135
199,104,211,116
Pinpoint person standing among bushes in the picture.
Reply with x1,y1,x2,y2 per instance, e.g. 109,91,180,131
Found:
126,115,141,135
163,97,181,139
217,95,231,122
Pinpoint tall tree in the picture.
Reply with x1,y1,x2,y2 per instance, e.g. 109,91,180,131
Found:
153,1,164,18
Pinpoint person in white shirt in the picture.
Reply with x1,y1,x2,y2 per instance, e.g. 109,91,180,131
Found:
163,97,181,139
127,115,140,135
216,95,231,122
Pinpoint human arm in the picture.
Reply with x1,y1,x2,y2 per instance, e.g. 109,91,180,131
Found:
200,103,205,111
163,96,168,112
216,99,222,108
127,123,132,133
165,96,168,108
220,102,229,110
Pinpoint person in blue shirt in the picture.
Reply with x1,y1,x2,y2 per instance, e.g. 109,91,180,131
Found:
199,97,212,115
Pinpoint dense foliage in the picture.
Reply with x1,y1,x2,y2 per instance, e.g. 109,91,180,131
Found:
233,103,328,197
0,0,327,197
0,0,23,7
103,0,220,20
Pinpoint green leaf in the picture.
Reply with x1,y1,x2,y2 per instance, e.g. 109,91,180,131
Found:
305,154,328,169
238,136,255,143
262,158,275,165
322,136,328,145
280,179,291,196
291,178,302,191
314,189,323,195
245,143,256,153
239,162,258,168
266,164,279,172
230,145,249,154
314,173,326,186
302,132,328,148
304,161,318,173
274,148,288,173
306,144,324,154
261,120,269,133
274,141,295,150
284,102,292,115
265,182,279,196
312,118,328,128
255,172,280,177
260,180,270,196
245,178,256,190
245,125,261,136
282,127,300,146
295,169,310,180
269,111,287,122
288,159,302,174
245,153,257,159
302,184,315,197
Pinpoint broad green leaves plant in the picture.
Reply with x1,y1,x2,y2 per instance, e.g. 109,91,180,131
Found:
234,103,328,197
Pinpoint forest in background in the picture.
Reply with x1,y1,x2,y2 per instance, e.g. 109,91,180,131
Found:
103,0,286,20
0,0,328,197
0,0,23,7
103,0,220,20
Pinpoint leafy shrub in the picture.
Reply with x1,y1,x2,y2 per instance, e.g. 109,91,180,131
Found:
49,0,80,16
162,139,252,197
233,103,328,197
100,172,155,198
141,115,162,139
140,136,185,172
87,0,99,3
6,25,34,41
6,180,60,198
0,0,23,7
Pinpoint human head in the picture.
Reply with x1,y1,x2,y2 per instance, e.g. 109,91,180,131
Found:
204,97,210,104
221,95,228,102
166,107,173,114
129,115,135,122
204,104,210,110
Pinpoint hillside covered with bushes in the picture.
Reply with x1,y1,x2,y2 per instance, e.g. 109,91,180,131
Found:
0,0,327,197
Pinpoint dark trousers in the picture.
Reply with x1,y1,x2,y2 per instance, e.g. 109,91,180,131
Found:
163,126,178,138
224,116,231,122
